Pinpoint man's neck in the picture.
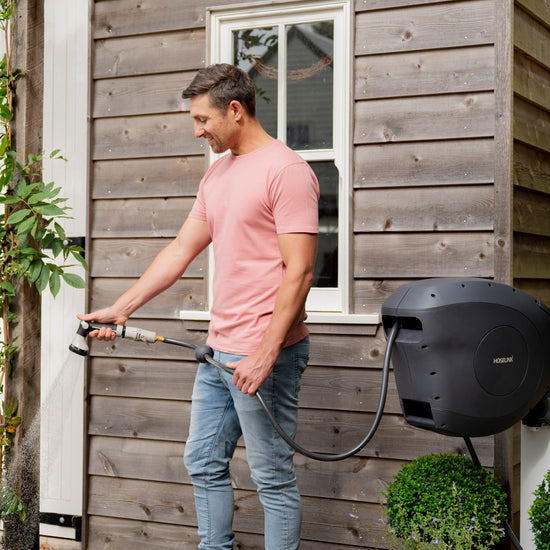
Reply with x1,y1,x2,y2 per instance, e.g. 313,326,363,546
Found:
230,121,275,156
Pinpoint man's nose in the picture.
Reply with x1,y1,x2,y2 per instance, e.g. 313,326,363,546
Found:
194,122,204,139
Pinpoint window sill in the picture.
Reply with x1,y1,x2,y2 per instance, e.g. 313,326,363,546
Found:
179,310,380,325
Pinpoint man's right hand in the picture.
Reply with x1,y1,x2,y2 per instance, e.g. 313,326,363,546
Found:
77,306,129,341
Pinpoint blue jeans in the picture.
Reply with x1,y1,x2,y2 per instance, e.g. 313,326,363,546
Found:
184,337,309,550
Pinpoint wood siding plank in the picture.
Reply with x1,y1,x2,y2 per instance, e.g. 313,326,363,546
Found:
354,279,417,314
90,239,206,278
87,436,407,502
89,321,382,369
355,232,493,278
354,93,495,144
93,30,205,78
515,0,550,26
514,186,550,237
93,114,202,160
355,139,494,188
355,45,494,99
91,198,195,238
89,358,197,400
89,356,402,413
514,96,550,154
92,157,204,199
87,515,360,550
513,141,550,194
515,279,550,305
355,0,495,56
87,515,200,550
514,232,550,278
90,278,206,318
93,0,272,39
514,51,550,112
355,0,457,12
87,394,493,462
515,4,550,71
354,185,494,232
94,72,193,118
88,476,385,547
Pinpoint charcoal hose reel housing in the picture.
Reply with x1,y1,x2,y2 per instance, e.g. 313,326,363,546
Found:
381,278,550,438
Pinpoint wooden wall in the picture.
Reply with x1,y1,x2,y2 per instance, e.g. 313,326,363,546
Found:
86,1,502,548
512,0,550,304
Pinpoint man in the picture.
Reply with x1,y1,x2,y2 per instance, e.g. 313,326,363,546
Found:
79,63,319,550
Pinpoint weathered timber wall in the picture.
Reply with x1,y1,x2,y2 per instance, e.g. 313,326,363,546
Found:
86,1,504,549
513,0,550,304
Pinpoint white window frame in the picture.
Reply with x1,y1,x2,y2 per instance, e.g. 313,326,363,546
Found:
210,1,352,315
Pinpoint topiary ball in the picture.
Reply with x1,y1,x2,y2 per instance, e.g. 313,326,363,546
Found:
529,468,550,550
384,453,508,549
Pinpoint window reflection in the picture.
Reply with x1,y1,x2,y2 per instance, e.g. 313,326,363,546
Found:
233,28,278,138
309,161,338,288
286,22,333,150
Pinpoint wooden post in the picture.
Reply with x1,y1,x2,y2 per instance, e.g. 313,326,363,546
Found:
3,1,44,549
493,1,518,547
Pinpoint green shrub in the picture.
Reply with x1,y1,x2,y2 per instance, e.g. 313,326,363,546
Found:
529,469,550,550
383,454,508,549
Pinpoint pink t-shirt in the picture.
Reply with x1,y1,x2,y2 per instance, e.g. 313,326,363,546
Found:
189,139,319,354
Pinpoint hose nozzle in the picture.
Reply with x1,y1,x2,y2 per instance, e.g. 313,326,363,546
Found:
69,321,157,356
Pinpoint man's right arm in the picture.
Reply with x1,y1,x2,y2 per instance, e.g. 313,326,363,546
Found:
78,216,211,339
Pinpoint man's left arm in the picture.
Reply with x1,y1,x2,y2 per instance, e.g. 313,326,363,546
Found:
228,232,317,396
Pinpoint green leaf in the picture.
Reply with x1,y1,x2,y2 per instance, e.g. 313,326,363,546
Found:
61,272,86,289
13,178,27,197
16,215,36,235
27,191,51,204
41,233,55,248
71,250,89,271
0,133,9,156
0,103,13,121
36,204,66,217
6,208,30,224
0,486,27,522
54,222,66,240
36,265,50,293
49,149,61,158
28,260,43,284
0,194,21,204
0,281,15,296
51,239,63,258
48,270,61,297
18,247,39,257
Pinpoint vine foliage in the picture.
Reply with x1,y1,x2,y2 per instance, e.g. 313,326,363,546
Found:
0,0,87,521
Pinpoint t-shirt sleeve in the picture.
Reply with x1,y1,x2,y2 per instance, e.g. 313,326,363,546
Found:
269,162,320,234
188,182,207,221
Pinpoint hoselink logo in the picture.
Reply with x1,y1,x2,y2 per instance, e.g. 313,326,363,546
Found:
493,355,514,365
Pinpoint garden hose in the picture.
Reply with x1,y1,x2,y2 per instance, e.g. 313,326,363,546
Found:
70,319,400,461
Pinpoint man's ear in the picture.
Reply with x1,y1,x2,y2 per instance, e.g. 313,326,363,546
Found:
229,100,245,122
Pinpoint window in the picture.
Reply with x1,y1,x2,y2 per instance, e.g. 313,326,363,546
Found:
210,1,351,313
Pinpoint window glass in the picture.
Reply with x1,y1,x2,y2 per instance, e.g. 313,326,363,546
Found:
310,161,338,288
233,28,278,138
286,22,333,150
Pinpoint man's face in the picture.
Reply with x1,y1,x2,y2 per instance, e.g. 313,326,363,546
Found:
189,93,239,154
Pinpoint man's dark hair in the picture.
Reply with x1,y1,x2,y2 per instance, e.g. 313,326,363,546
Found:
182,63,256,117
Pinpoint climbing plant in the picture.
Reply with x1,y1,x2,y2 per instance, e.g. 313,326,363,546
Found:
0,0,86,521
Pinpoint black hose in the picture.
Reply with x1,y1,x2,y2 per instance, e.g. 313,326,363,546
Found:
167,321,400,461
